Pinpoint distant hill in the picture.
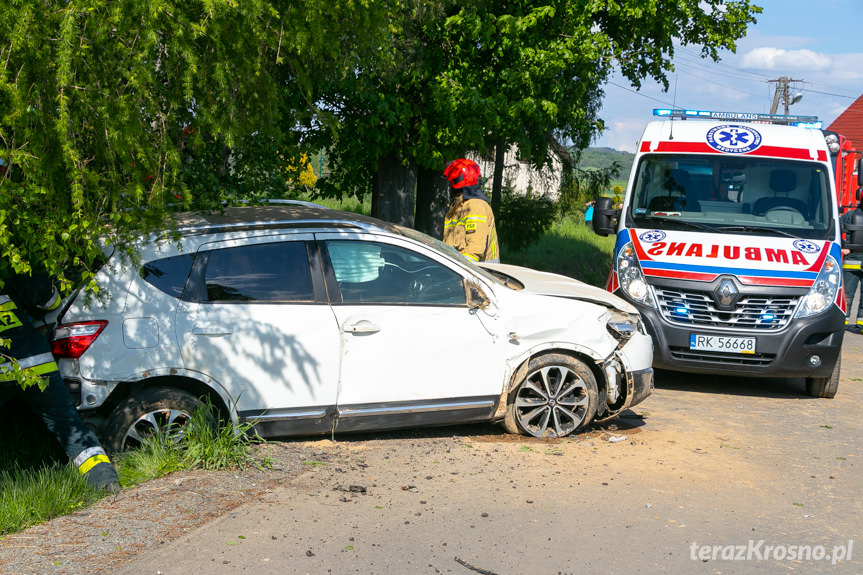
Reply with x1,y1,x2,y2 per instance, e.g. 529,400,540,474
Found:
575,147,635,178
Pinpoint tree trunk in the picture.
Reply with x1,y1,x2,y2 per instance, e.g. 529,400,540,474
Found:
372,152,417,227
490,136,506,218
414,166,450,238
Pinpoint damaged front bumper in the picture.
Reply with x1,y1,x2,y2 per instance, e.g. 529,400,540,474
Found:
596,329,654,421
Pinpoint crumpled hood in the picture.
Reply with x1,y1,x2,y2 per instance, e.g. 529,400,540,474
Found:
479,262,638,314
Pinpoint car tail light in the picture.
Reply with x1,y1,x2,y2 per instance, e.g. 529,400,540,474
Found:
51,321,108,359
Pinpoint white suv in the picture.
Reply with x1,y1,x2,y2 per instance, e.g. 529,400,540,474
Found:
50,205,653,451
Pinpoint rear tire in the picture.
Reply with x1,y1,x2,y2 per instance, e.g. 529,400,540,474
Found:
805,356,840,399
102,386,206,453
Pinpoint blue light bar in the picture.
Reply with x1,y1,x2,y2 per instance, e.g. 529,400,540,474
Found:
653,108,819,125
792,121,824,129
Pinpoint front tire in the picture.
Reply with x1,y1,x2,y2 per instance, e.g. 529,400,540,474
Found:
503,354,598,438
102,386,205,453
805,356,840,398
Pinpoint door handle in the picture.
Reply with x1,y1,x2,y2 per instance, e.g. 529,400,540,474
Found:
343,320,381,334
193,326,234,336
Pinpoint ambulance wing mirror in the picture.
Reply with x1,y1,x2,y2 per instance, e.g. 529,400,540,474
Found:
592,196,620,237
847,211,863,252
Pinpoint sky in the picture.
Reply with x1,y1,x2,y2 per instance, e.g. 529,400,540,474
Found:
593,0,863,152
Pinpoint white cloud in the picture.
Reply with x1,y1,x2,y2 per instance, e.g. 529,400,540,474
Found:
827,53,863,82
595,120,644,153
741,47,832,71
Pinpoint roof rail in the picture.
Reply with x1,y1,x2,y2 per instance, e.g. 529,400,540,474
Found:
653,108,821,127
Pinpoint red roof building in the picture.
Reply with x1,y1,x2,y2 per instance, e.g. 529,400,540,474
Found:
827,93,863,144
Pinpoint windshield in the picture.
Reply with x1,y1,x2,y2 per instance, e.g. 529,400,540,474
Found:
627,154,835,240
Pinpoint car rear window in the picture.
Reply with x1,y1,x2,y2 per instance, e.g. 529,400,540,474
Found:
202,241,315,302
141,254,195,298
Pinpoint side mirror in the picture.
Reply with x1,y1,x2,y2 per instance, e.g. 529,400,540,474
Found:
591,196,620,237
466,281,490,310
847,211,863,252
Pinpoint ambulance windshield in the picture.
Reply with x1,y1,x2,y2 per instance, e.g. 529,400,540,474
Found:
627,154,834,240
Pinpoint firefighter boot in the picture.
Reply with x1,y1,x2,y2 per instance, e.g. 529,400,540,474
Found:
75,447,121,493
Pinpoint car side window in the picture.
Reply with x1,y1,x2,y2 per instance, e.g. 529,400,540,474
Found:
141,254,195,298
201,241,315,302
325,240,466,305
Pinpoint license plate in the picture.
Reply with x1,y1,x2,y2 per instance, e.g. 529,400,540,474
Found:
690,334,756,354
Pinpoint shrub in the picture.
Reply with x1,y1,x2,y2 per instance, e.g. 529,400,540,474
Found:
498,187,557,252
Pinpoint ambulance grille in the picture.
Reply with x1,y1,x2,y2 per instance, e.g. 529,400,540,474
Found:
655,289,799,331
668,347,775,365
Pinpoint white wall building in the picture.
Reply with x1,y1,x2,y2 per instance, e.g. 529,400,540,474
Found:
472,145,564,200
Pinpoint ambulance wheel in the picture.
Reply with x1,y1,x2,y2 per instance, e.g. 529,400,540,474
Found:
102,387,208,453
805,356,840,399
503,354,597,438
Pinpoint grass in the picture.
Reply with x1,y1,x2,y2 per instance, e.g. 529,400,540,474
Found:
0,398,260,536
0,463,104,536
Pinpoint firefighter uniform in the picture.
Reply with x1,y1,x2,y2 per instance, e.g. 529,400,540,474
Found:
443,196,499,263
0,273,119,491
841,206,863,328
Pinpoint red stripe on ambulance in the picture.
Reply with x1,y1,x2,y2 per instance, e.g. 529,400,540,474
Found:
638,141,827,161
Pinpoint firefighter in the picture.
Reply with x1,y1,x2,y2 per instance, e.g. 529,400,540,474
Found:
0,271,120,492
442,159,500,263
841,196,863,332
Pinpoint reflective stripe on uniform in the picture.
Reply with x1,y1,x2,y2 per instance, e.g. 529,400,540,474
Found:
74,446,110,469
0,295,12,306
37,288,61,311
0,352,59,381
842,261,862,270
78,454,111,475
462,253,480,261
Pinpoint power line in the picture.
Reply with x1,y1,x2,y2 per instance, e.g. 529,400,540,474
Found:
605,81,675,107
675,46,776,81
676,45,861,99
672,65,769,99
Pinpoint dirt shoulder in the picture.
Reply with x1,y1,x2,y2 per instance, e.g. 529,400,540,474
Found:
2,334,861,575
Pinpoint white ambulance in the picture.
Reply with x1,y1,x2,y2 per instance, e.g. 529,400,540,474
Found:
591,109,845,398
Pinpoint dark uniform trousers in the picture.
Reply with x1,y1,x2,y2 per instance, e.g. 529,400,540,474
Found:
0,286,118,488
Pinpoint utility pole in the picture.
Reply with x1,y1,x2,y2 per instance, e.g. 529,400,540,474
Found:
768,77,805,114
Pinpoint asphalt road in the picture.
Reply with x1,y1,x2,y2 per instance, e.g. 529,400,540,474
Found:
110,332,862,575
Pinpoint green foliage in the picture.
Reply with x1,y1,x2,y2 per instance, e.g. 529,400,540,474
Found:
0,0,391,387
577,148,635,179
498,188,557,252
560,162,622,216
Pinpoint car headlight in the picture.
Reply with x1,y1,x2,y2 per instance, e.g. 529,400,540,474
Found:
795,255,841,318
607,309,643,341
617,242,657,308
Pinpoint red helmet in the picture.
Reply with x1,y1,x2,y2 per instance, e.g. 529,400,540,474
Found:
443,159,481,189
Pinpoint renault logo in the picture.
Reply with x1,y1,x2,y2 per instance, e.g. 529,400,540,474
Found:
715,278,739,308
